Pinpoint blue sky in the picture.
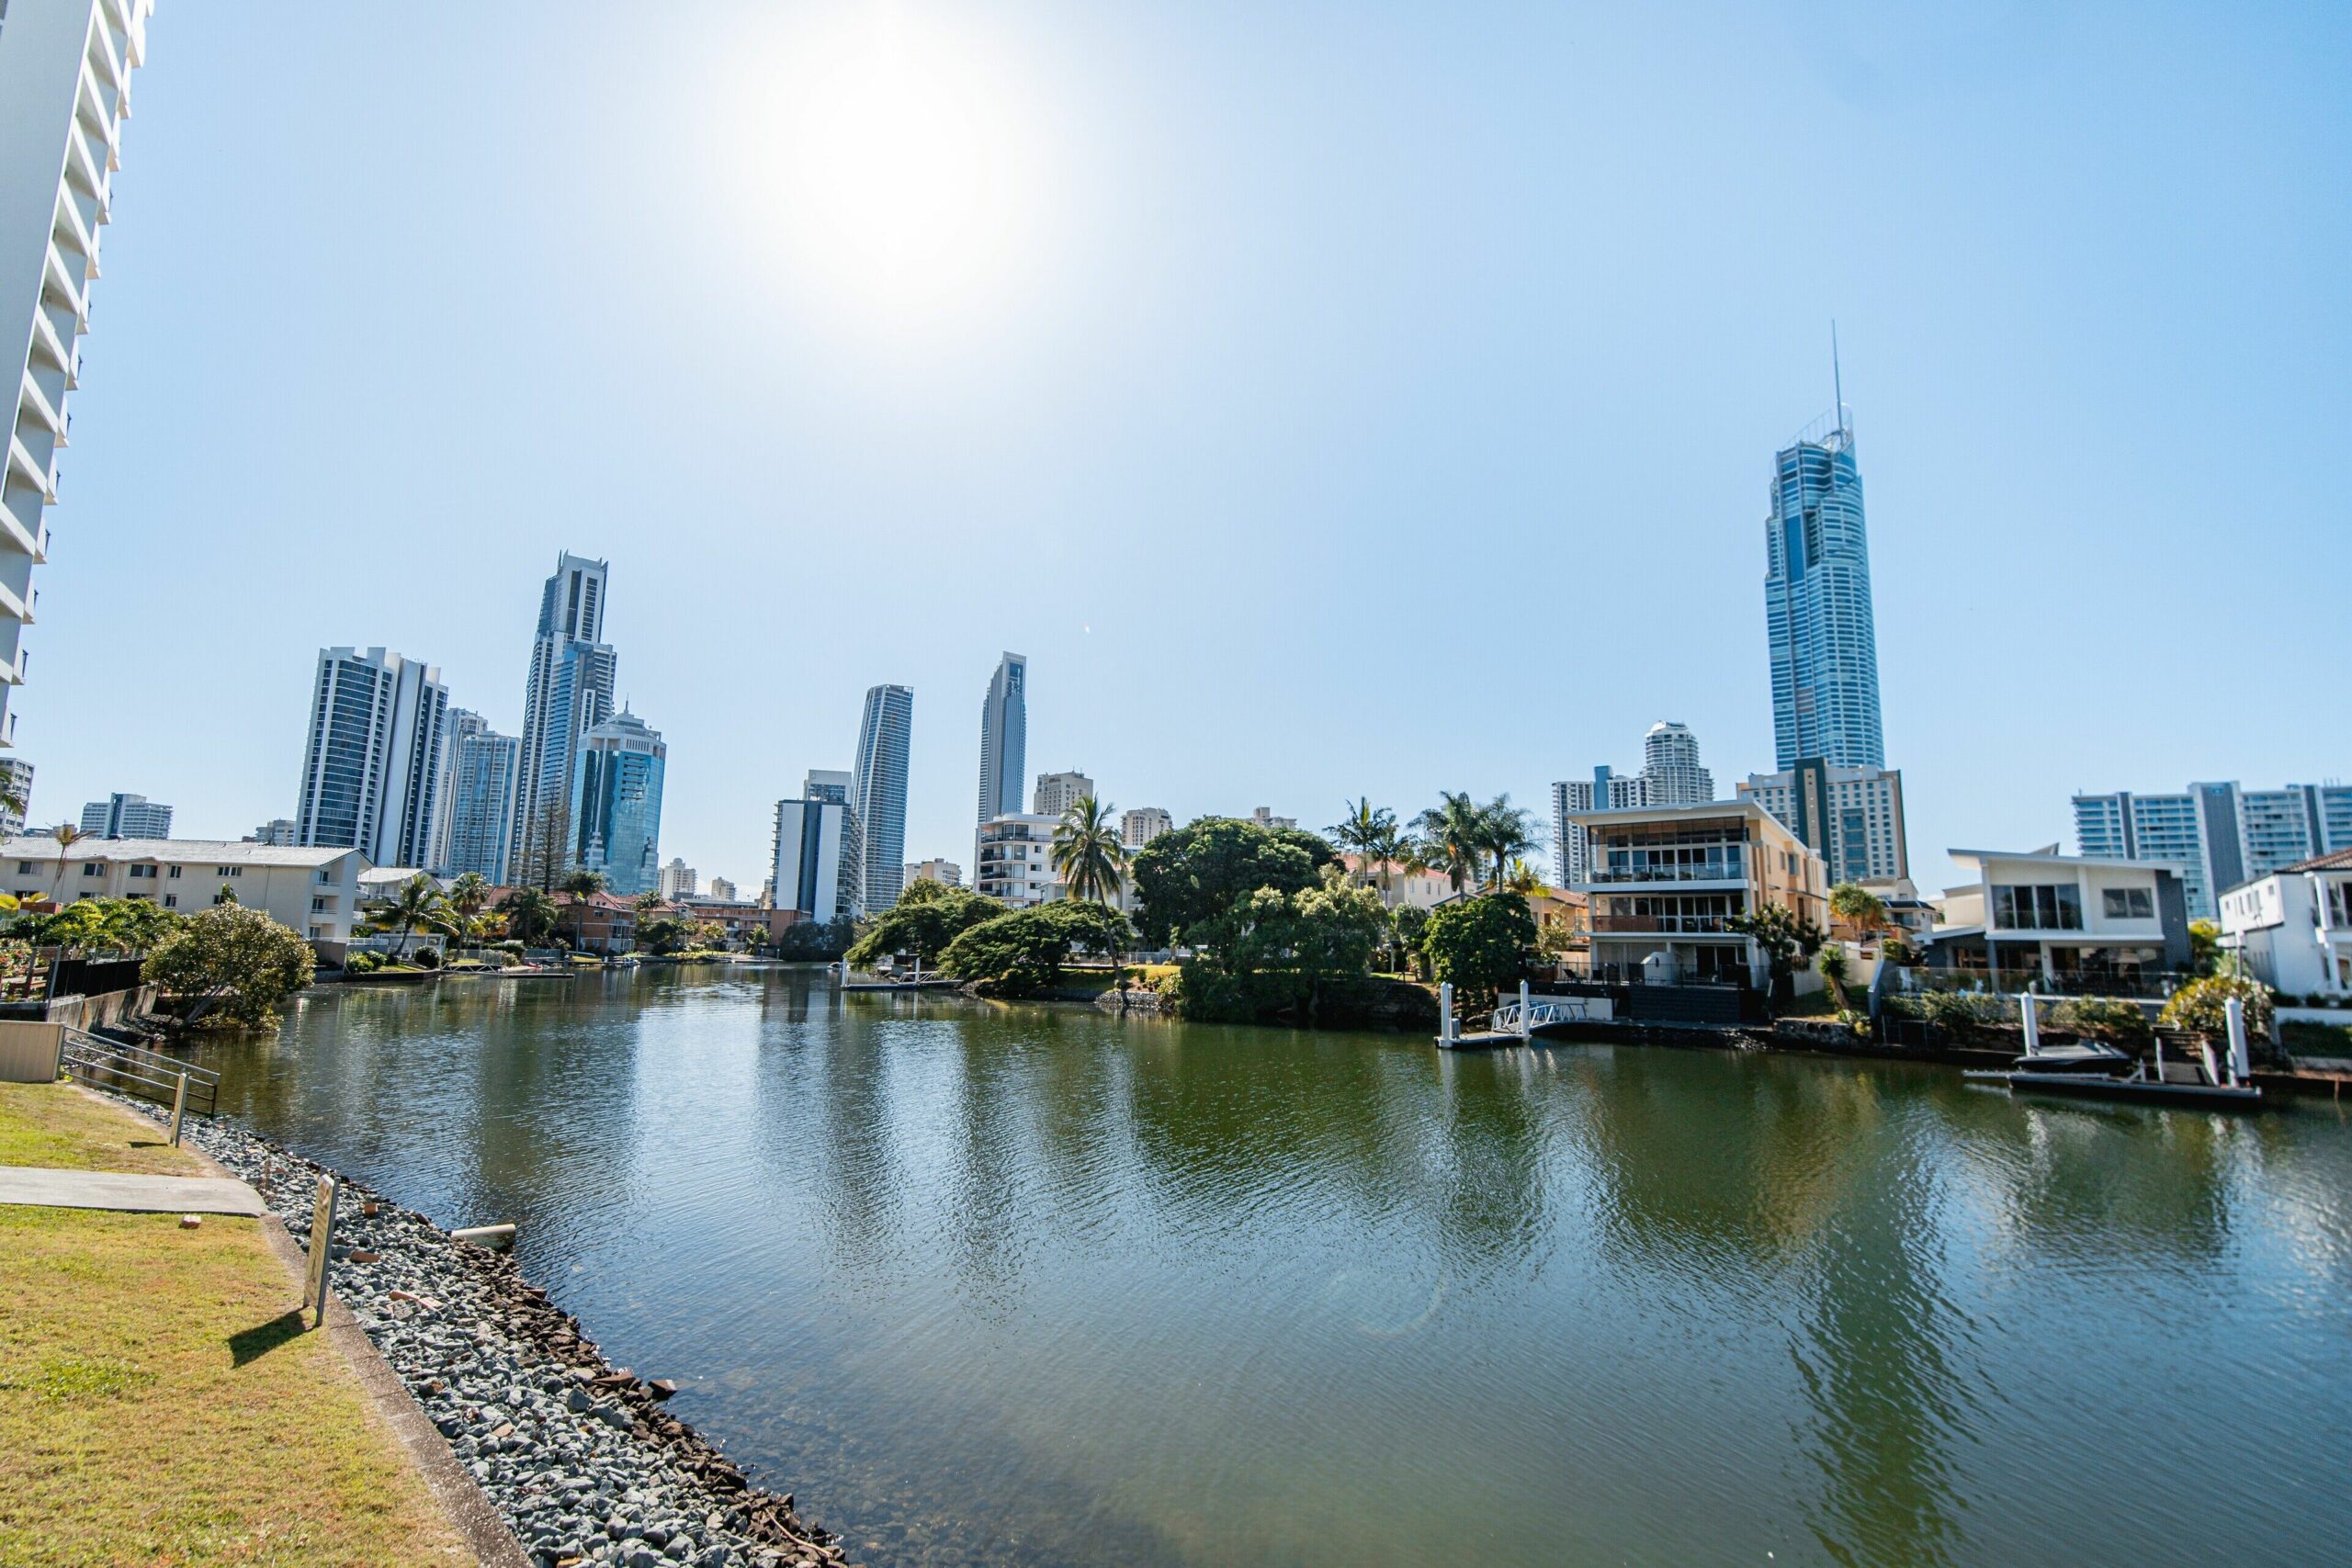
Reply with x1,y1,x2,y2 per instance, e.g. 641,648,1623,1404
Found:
26,0,2350,894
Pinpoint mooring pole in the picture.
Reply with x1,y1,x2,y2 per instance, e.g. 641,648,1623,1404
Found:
2018,993,2041,1059
1519,979,1532,1042
2224,996,2250,1086
1440,982,1454,1046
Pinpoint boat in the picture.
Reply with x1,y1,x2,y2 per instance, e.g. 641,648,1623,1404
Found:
1963,995,2265,1111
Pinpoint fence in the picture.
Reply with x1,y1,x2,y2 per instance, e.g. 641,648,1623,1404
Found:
60,1028,218,1118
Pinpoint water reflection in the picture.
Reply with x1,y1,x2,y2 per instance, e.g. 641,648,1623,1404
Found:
201,975,2352,1568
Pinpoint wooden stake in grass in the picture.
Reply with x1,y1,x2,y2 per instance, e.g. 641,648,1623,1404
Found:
302,1176,339,1329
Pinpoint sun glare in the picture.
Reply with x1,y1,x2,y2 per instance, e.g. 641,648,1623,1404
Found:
736,6,1043,327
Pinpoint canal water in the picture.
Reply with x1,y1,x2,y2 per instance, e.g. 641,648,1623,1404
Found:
209,967,2352,1568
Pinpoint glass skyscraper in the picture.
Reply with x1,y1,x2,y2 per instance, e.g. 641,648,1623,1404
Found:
852,683,913,912
511,552,611,875
1764,412,1884,772
569,708,664,897
977,652,1027,824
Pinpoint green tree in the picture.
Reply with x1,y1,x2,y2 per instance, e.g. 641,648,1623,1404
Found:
1419,892,1538,1012
1728,902,1825,1013
556,868,607,949
633,888,668,919
1474,795,1538,890
1326,798,1400,886
446,872,491,919
2188,919,2223,977
1051,795,1129,904
366,874,447,961
2159,973,2273,1039
498,886,560,948
1391,902,1432,976
938,902,1135,998
143,904,316,1030
636,915,689,955
1412,793,1486,894
1829,882,1892,939
1174,878,1389,1023
1128,816,1332,947
844,886,1001,970
775,915,859,961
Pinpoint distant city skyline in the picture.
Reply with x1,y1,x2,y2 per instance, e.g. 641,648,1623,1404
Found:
12,5,2350,895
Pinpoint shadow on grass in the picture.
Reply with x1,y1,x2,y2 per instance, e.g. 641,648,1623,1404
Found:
230,1309,308,1366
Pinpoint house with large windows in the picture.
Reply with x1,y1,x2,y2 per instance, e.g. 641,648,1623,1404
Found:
3,837,367,947
2217,848,2352,998
1566,801,1826,987
1924,846,2190,990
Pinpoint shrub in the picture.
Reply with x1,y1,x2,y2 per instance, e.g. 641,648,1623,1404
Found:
2159,975,2273,1040
413,946,441,970
343,951,382,975
144,904,316,1029
1922,990,2008,1032
2050,996,2152,1047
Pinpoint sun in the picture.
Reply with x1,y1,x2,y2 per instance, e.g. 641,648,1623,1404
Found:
733,5,1043,326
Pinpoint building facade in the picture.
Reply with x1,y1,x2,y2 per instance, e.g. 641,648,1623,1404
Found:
1033,771,1093,818
247,818,296,847
1120,807,1172,849
78,790,169,839
1926,847,2191,988
5,836,365,944
773,772,859,924
2219,849,2352,998
426,707,488,871
852,682,912,912
977,652,1027,825
442,724,518,882
2075,781,2352,921
707,875,738,902
1551,723,1716,886
1639,722,1714,806
904,858,962,888
1737,759,1908,885
975,815,1064,907
511,552,611,875
0,0,153,751
1566,801,1827,987
1249,808,1296,831
1764,405,1884,772
0,758,30,836
658,858,696,900
569,708,664,897
295,647,449,871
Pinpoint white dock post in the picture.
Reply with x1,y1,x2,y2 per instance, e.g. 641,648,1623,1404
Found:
1519,980,1532,1042
1440,982,1454,1047
2224,996,2250,1086
2018,993,2041,1059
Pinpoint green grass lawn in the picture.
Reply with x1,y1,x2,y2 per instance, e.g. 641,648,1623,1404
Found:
0,1083,469,1567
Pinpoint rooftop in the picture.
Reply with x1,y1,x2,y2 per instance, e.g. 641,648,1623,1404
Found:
3,837,363,868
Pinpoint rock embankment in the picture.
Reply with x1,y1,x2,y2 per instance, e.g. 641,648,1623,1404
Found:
107,1091,854,1568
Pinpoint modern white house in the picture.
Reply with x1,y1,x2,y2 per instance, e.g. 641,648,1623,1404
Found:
1924,846,2191,988
975,814,1063,908
1566,800,1827,987
0,0,153,751
3,836,368,946
2218,849,2352,998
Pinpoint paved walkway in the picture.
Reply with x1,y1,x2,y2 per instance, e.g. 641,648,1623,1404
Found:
0,1164,269,1216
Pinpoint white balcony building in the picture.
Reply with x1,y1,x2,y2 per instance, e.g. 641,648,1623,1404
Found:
0,0,153,749
1567,801,1826,987
2219,849,2352,998
1925,847,2192,988
3,836,367,946
975,814,1064,908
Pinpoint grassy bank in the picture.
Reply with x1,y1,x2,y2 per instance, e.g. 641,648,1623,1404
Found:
0,1082,469,1567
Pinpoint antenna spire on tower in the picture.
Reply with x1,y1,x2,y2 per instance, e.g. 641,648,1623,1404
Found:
1832,321,1847,436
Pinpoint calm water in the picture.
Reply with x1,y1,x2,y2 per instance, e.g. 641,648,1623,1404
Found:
205,968,2352,1568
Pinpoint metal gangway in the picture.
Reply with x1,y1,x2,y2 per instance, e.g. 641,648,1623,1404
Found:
1488,997,1591,1034
60,1027,219,1120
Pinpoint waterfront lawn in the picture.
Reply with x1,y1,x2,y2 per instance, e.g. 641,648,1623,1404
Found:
0,1085,469,1567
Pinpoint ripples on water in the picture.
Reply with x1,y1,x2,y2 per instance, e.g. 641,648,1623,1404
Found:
206,970,2352,1568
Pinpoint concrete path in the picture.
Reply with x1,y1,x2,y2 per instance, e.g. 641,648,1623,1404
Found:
0,1164,269,1216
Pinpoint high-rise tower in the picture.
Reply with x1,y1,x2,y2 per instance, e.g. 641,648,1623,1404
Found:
1764,346,1884,771
511,552,613,874
977,653,1027,825
295,647,449,868
569,707,665,897
0,1,154,750
852,683,912,912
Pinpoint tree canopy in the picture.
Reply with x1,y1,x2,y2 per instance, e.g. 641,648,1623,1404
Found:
143,904,315,1030
1129,817,1333,946
1174,878,1390,1023
844,886,1001,969
937,902,1134,998
1419,892,1538,1011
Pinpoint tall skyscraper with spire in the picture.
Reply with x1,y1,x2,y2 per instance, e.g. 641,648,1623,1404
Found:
977,653,1026,825
1764,339,1884,771
852,683,913,912
510,552,615,876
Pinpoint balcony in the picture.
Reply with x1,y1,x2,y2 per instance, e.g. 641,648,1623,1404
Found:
1582,863,1747,886
1591,914,1739,934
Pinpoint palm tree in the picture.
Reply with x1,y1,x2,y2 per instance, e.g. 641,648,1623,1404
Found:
47,823,82,908
633,888,667,919
1051,795,1129,904
499,886,560,949
447,872,491,919
367,874,447,962
1476,795,1538,890
1413,792,1485,894
1327,798,1398,887
1503,858,1544,896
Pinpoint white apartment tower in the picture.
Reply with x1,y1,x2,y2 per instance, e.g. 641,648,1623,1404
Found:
0,0,153,750
1640,723,1714,807
1551,721,1716,886
1121,807,1172,849
295,647,450,869
1033,771,1094,818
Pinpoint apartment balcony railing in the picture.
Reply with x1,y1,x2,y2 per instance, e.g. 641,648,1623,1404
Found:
1590,914,1739,934
1583,863,1747,886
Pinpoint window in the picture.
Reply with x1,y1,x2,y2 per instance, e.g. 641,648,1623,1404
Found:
2102,886,2154,920
129,864,157,879
164,895,177,909
1994,884,2084,931
168,865,182,878
14,861,29,874
312,897,329,912
82,863,103,877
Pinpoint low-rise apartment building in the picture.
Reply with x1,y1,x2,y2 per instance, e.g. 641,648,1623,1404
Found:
2,836,367,945
2218,848,2352,997
1566,801,1826,987
1926,847,2190,988
975,814,1063,907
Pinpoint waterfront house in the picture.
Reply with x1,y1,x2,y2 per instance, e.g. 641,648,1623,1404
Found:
2,836,368,948
1923,846,2189,990
2218,848,2352,997
1565,801,1826,987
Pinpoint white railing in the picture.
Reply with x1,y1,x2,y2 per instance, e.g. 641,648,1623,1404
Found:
1489,998,1591,1033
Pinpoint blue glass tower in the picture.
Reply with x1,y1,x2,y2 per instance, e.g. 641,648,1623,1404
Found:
570,708,665,897
853,683,913,911
1764,386,1884,772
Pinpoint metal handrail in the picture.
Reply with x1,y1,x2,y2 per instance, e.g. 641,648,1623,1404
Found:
60,1029,217,1118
